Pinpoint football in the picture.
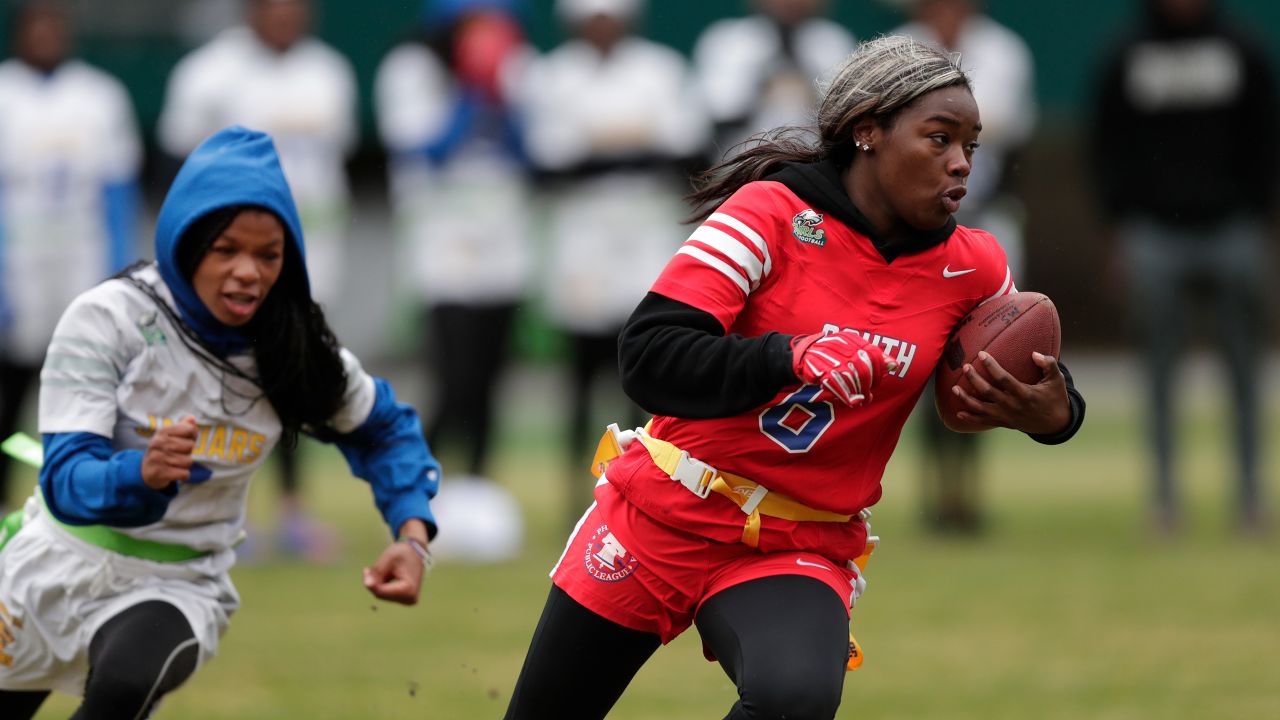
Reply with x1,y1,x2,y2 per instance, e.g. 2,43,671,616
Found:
934,292,1061,432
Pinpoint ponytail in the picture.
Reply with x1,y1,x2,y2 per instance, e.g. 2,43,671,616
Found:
686,127,829,221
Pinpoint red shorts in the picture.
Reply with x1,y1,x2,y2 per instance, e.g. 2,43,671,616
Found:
551,479,860,645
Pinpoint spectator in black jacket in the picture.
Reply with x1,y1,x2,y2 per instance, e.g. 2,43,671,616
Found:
1091,0,1277,535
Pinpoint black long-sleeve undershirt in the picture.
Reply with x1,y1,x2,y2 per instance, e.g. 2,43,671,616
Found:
617,292,1086,444
617,292,795,419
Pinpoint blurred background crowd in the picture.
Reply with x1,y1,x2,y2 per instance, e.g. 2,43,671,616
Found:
0,0,1277,563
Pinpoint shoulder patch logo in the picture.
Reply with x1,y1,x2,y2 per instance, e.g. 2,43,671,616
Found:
792,209,827,247
136,312,166,346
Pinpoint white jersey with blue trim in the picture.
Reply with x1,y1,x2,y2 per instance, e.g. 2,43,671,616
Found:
38,264,376,554
0,59,142,363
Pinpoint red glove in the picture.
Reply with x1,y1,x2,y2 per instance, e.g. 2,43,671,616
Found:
791,331,897,407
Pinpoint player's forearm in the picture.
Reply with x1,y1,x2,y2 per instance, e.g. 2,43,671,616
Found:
40,432,175,527
333,378,440,539
618,292,796,418
397,518,429,545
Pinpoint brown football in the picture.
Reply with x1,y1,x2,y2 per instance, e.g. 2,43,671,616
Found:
934,292,1061,432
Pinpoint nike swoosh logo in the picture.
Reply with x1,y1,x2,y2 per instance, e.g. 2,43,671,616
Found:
943,265,976,278
795,558,831,571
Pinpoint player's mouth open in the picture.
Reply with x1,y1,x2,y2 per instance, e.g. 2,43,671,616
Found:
942,186,966,214
221,292,259,317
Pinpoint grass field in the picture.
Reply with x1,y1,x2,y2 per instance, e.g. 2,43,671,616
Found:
20,353,1280,719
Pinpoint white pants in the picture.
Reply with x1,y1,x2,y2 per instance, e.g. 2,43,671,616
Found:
0,497,239,695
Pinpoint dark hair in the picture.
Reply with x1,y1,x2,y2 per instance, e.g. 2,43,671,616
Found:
179,206,347,448
686,35,972,218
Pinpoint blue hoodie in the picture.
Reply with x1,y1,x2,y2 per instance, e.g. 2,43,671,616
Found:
155,125,308,355
41,127,440,539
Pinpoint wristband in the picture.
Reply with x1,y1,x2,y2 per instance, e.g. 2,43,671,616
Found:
401,536,434,573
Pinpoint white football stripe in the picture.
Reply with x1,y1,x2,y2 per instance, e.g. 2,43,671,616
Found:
550,499,598,578
708,212,772,277
982,266,1014,304
688,226,764,288
677,246,750,295
809,349,840,366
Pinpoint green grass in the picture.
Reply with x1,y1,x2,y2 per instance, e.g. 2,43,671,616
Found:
21,357,1280,719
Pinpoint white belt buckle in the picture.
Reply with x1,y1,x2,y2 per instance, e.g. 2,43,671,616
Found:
608,422,639,451
672,450,715,499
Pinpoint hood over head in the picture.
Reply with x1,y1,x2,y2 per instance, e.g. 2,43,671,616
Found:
153,125,307,354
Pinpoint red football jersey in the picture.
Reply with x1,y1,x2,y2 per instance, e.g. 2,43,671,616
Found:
604,178,1014,557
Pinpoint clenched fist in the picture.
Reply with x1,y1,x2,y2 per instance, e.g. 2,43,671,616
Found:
791,331,897,407
141,416,199,491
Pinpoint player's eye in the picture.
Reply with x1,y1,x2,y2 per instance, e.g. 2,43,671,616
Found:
966,142,981,154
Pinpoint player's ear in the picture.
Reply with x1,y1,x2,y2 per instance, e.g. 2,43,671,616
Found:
851,118,878,153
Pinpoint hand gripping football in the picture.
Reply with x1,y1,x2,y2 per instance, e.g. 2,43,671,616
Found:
934,292,1061,432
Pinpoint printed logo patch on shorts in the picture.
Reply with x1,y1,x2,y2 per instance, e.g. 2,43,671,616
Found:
583,524,639,583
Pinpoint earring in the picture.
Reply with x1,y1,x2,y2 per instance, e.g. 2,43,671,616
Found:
858,142,872,152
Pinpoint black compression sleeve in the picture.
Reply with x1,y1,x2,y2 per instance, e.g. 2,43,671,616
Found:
617,292,797,419
1026,361,1087,446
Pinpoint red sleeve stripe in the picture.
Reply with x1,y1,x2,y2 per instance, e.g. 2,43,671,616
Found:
982,266,1016,303
675,246,750,295
687,226,765,289
707,212,772,276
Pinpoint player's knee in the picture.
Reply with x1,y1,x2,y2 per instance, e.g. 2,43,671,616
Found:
81,637,199,718
82,669,170,718
738,668,842,720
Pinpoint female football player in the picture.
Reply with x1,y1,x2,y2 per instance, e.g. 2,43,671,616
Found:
504,35,1085,719
0,126,440,719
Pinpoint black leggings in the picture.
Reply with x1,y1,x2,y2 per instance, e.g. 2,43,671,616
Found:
0,600,200,720
504,575,850,720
